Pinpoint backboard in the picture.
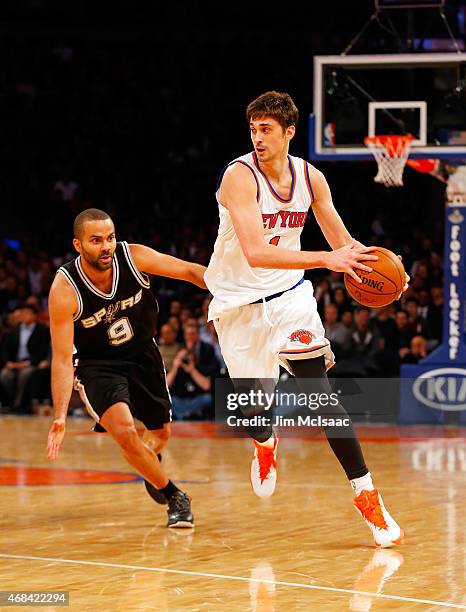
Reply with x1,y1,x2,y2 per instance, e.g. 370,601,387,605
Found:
310,53,466,161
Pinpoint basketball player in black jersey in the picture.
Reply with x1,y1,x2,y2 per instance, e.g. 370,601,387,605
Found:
46,208,207,528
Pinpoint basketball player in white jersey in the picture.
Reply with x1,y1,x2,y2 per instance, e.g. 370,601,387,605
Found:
205,91,408,547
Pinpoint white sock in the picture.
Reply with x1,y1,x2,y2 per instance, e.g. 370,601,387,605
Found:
350,472,374,497
255,433,275,449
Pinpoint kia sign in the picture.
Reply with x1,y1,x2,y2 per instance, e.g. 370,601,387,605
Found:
412,368,466,411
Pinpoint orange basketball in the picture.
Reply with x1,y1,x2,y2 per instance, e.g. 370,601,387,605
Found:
344,247,405,308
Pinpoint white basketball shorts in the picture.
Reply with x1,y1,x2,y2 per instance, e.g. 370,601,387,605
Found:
212,280,335,380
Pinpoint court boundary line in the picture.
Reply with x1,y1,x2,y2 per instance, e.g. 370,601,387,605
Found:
1,553,465,609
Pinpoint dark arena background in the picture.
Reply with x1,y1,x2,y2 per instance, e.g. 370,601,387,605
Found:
1,1,466,610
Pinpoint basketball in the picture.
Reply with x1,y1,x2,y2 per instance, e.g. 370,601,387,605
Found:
344,247,405,308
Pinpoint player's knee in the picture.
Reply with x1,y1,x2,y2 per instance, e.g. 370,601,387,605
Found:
114,426,141,454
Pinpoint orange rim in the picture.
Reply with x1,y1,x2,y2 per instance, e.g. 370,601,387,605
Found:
364,134,414,157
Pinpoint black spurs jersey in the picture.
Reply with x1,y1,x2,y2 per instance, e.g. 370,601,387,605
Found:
58,241,158,361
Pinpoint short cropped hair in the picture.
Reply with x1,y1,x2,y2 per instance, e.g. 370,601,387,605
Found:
246,91,299,131
74,208,112,240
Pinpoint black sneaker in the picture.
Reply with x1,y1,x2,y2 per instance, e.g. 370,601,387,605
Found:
167,491,194,528
144,479,168,505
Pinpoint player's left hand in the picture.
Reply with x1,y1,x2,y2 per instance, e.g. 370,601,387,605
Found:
46,417,66,460
396,255,410,299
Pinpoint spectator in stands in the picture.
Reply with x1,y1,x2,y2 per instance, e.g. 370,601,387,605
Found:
414,262,430,289
345,308,381,376
333,286,352,317
27,256,43,296
429,252,443,287
24,294,40,310
341,310,354,332
169,299,182,317
16,251,29,284
417,289,430,321
24,295,48,325
183,317,200,332
315,278,332,317
351,308,380,355
369,306,401,376
400,335,428,364
198,296,212,344
180,306,193,325
405,297,428,337
166,322,219,420
158,323,181,372
167,314,183,343
0,305,50,413
1,276,22,313
4,308,23,333
370,305,398,352
324,303,350,359
395,310,415,361
329,271,344,291
16,283,28,306
411,272,427,292
426,286,443,343
40,260,54,296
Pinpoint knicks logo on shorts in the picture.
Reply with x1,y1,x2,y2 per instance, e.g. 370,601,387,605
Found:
289,329,316,345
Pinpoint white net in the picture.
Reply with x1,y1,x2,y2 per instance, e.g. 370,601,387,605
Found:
364,135,414,187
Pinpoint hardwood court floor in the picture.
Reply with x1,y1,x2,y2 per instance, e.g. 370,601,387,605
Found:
1,416,466,611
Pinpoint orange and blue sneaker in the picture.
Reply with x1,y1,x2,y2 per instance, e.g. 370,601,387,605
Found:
353,489,404,548
250,436,278,498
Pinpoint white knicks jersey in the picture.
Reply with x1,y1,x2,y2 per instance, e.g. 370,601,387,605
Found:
205,151,315,318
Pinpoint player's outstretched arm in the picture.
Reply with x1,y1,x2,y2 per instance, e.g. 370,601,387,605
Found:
220,163,377,282
310,164,410,290
129,244,207,289
46,275,76,460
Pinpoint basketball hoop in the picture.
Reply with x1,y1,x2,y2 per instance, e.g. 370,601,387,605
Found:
364,134,414,187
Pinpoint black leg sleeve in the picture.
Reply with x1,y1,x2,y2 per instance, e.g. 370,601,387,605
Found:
290,356,369,480
232,380,274,443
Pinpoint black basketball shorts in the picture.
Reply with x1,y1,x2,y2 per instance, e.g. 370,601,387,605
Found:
74,341,172,431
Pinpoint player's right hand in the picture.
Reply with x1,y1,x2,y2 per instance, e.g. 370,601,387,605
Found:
46,417,66,460
324,240,378,284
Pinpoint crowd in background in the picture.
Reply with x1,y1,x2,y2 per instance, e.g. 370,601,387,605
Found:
0,220,446,417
